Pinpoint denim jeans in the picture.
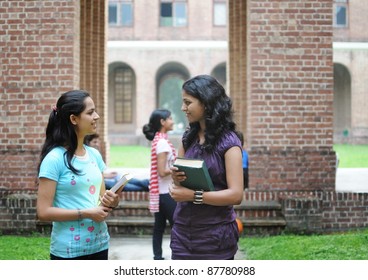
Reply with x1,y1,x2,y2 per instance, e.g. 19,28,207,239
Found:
105,176,149,192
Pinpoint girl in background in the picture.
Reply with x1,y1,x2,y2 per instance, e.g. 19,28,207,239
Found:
143,109,177,260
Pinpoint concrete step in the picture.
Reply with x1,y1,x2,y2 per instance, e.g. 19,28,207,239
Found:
108,200,286,236
36,200,286,236
115,199,282,211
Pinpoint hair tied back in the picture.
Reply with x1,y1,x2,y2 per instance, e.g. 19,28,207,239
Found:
52,105,58,115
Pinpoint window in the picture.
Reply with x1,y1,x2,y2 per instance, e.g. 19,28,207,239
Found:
109,3,118,25
109,0,133,27
333,0,348,27
160,0,187,27
214,0,226,26
114,67,134,123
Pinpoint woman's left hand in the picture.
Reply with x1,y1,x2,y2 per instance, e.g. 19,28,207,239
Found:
100,190,119,208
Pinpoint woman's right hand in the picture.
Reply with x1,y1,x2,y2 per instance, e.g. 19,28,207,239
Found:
170,166,186,185
84,206,112,222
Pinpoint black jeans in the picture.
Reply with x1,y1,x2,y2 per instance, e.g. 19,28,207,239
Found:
243,168,249,189
50,249,109,260
153,193,176,260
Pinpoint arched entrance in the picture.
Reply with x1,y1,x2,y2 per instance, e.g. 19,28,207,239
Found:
156,62,190,135
333,63,352,143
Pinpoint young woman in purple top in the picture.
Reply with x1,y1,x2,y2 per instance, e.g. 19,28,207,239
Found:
169,75,244,260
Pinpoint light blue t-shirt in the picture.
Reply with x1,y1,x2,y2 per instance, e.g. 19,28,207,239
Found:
39,145,109,258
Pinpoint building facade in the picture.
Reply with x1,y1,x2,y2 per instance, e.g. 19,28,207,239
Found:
107,0,228,145
332,0,368,144
1,0,367,236
107,0,368,145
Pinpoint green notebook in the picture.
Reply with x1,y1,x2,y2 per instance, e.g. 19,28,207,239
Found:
173,157,215,191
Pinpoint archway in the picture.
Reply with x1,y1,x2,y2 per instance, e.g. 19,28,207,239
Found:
156,62,190,134
333,63,352,143
211,62,227,89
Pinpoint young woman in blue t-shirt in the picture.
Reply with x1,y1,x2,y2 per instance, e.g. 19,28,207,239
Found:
37,90,119,260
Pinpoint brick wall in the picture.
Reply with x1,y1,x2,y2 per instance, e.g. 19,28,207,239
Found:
245,190,368,233
79,0,108,161
229,0,248,137
0,0,80,190
0,0,107,190
229,0,337,192
1,189,367,235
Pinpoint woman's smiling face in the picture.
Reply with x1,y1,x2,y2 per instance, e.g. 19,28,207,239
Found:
181,91,205,124
71,97,100,137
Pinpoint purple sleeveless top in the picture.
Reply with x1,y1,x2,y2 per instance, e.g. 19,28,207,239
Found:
170,130,242,260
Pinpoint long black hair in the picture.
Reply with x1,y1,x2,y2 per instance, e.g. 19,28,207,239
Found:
142,109,171,141
38,90,90,175
182,74,236,152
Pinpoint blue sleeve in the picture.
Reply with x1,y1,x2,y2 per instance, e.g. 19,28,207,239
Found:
38,147,65,182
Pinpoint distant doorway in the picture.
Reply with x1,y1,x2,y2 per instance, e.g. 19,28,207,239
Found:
211,62,227,89
333,63,351,143
156,63,190,135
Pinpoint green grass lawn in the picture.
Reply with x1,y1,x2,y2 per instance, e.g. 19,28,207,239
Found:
109,145,151,168
107,144,368,168
0,235,50,260
333,144,368,168
239,229,368,260
2,229,368,260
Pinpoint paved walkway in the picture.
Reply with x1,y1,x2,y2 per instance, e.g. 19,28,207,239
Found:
108,235,245,260
108,168,368,260
335,168,368,193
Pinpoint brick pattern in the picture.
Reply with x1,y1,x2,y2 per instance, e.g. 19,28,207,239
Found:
0,0,107,189
0,0,79,189
0,190,38,234
229,0,336,191
247,0,334,148
1,189,367,235
251,147,336,191
229,0,248,136
79,0,108,161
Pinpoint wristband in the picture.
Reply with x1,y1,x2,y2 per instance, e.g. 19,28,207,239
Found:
193,190,204,205
77,209,82,220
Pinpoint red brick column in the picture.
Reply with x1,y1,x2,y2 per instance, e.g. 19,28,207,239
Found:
80,0,108,162
0,0,107,190
229,0,336,191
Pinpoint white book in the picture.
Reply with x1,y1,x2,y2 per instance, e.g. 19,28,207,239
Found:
109,173,134,193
